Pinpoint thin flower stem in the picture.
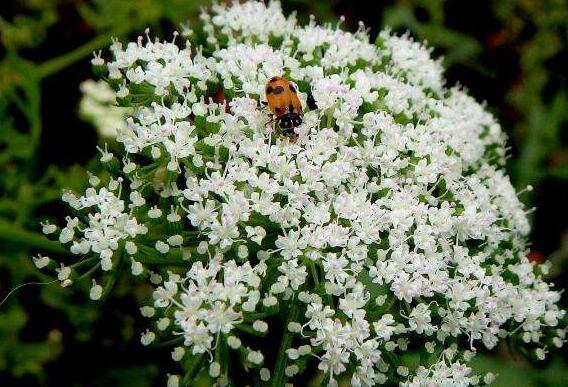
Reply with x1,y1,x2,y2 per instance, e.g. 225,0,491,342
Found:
78,262,101,280
152,336,184,348
181,354,205,386
0,218,68,254
135,245,190,266
309,261,319,287
135,254,188,266
271,299,299,387
243,308,280,322
101,250,124,299
37,29,127,80
235,323,266,337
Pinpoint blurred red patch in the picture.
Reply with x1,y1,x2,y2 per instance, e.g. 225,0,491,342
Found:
487,31,509,50
527,250,545,264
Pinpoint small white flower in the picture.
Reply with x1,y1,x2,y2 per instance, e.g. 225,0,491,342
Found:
101,256,112,271
157,317,170,331
247,350,264,365
41,222,57,235
252,320,268,333
285,365,299,377
56,264,71,281
89,279,103,300
167,208,181,222
535,348,547,361
141,330,156,346
227,336,241,349
396,366,409,377
287,322,302,333
96,144,114,163
209,362,221,378
59,227,74,244
484,373,496,384
125,241,138,255
140,306,155,318
167,234,183,246
260,368,271,382
32,254,50,269
148,206,163,219
131,259,143,275
155,240,170,254
171,347,185,361
166,375,179,387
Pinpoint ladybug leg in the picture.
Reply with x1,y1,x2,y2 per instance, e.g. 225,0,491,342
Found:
260,101,270,114
260,100,272,118
265,115,278,134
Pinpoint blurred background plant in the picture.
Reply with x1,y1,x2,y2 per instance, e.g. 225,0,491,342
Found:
0,0,566,386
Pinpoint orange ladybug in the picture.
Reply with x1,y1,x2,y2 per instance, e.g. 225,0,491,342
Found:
265,76,303,137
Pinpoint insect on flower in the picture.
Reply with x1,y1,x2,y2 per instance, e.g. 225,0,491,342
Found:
264,76,304,138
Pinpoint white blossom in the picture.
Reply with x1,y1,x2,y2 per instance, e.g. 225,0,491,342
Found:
48,1,565,385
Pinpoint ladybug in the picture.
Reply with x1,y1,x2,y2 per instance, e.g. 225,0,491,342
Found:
265,76,304,138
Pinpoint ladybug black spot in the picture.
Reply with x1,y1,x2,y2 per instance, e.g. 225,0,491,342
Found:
279,113,302,130
280,119,291,128
289,84,296,93
266,86,274,94
270,76,279,82
272,86,285,95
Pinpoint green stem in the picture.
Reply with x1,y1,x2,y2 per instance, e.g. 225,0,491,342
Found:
271,299,299,387
181,354,205,386
101,250,124,299
78,262,101,281
309,261,319,287
135,246,189,266
235,323,266,337
0,218,68,255
242,308,280,322
135,255,188,266
382,295,397,314
37,31,118,80
152,336,184,348
36,15,146,81
70,256,98,270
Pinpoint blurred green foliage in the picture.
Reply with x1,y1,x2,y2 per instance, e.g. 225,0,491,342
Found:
0,0,566,386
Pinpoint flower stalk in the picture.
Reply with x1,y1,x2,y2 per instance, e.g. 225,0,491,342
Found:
272,299,299,387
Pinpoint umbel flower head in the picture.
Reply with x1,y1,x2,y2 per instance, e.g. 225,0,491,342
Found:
39,1,565,386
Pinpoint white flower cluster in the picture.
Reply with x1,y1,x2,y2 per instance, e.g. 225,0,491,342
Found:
152,259,262,355
402,347,480,387
61,183,148,271
42,1,565,386
79,79,132,137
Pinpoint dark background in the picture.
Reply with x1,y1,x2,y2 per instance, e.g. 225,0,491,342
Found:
0,0,567,386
